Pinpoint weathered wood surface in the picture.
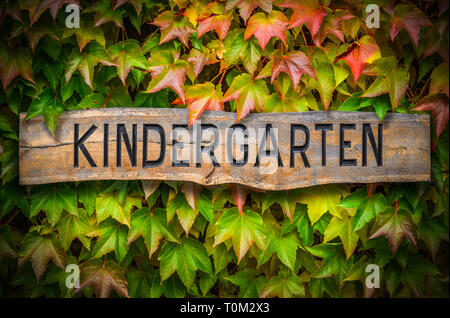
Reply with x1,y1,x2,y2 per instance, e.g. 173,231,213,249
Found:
19,108,430,190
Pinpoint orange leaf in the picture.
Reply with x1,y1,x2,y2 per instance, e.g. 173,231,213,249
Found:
198,14,232,40
151,11,195,48
186,83,224,126
244,10,288,51
146,50,188,103
334,36,381,84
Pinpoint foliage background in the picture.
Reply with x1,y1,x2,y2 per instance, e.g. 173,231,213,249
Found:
0,0,448,298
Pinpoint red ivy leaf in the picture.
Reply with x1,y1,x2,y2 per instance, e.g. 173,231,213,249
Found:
389,3,432,47
313,9,354,46
231,184,248,214
198,15,232,40
35,0,81,21
0,46,35,91
75,259,129,298
334,35,381,84
369,209,417,255
271,50,315,91
280,0,327,39
181,182,203,211
114,0,143,15
244,10,289,51
197,1,232,40
412,93,449,139
366,183,378,198
197,2,233,41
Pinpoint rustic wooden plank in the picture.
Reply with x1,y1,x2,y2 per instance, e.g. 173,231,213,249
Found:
19,108,430,190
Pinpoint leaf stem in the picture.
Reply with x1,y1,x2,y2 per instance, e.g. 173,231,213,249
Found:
405,88,416,105
218,286,225,298
218,68,226,85
4,210,20,225
418,77,431,100
211,67,229,84
407,87,417,104
103,90,112,107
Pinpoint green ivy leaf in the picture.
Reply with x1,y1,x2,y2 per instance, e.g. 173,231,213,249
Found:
77,182,100,216
0,181,29,219
159,237,212,288
298,185,347,225
339,188,386,231
55,209,90,251
223,29,262,75
65,42,116,90
288,205,314,247
418,216,449,260
262,190,299,221
214,207,267,264
25,88,65,135
126,207,179,258
63,22,106,52
108,39,149,86
0,225,17,262
127,267,153,298
95,188,142,227
91,218,129,263
362,67,410,110
166,193,198,234
197,189,214,223
226,269,266,297
212,243,232,274
324,214,359,260
260,271,305,298
30,183,77,226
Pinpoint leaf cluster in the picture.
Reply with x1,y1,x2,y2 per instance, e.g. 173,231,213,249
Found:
0,0,448,298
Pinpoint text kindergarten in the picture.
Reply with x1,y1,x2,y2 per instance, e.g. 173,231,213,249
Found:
19,108,430,190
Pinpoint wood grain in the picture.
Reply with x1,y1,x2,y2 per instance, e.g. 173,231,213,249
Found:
19,108,431,190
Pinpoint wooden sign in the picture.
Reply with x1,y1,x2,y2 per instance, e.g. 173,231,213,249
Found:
19,108,430,190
